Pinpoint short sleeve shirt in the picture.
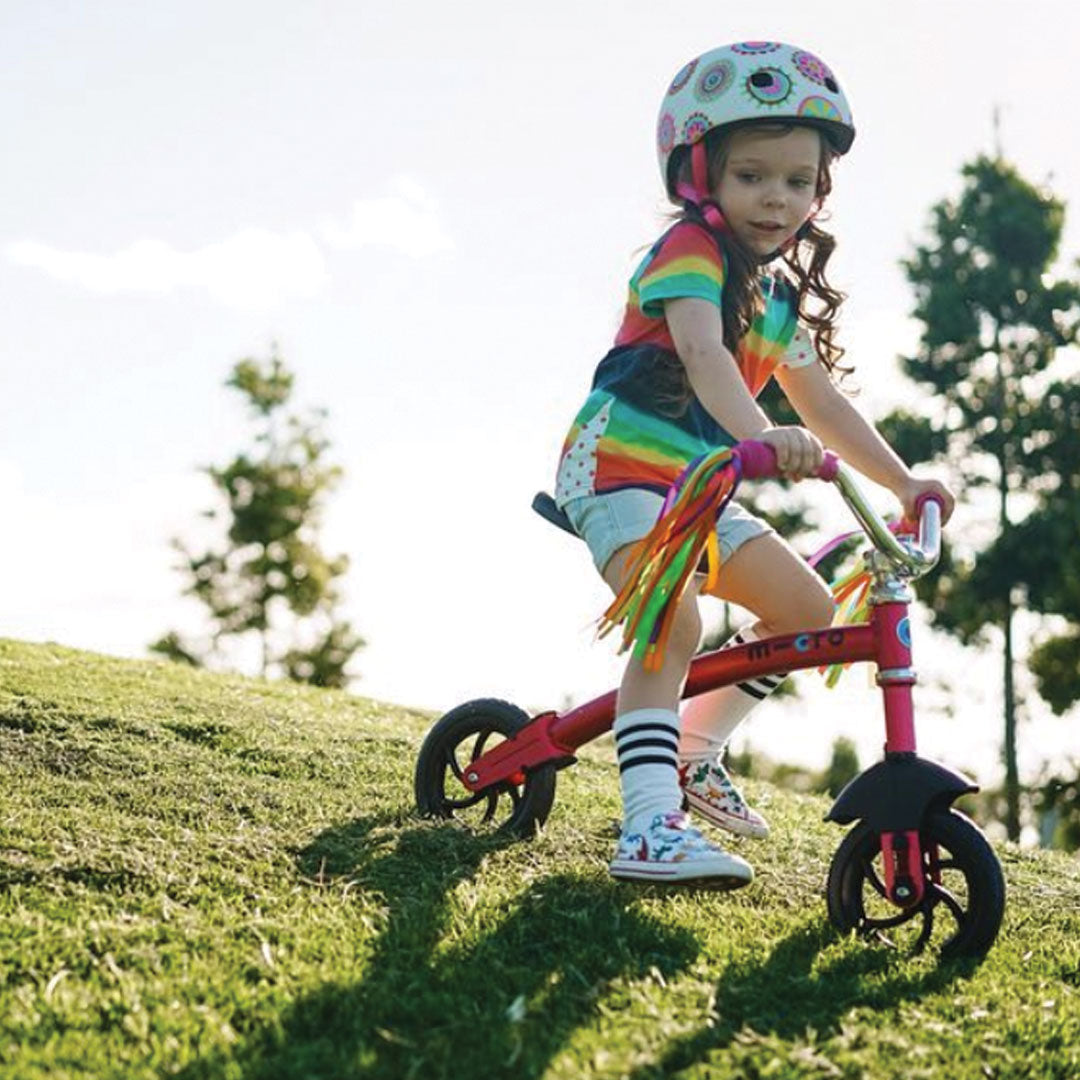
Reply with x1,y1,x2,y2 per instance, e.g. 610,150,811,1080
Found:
555,219,816,507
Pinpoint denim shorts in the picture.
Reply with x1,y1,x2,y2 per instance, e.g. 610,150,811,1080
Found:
562,488,774,576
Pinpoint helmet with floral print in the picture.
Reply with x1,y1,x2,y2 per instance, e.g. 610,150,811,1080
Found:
657,42,855,201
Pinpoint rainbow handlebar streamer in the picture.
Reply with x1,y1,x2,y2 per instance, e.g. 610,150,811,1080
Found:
598,447,741,671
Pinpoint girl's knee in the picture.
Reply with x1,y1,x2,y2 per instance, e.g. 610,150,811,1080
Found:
606,542,701,665
761,581,835,635
805,578,837,628
654,592,703,669
670,596,703,659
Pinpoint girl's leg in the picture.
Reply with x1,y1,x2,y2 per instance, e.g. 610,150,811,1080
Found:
702,530,836,634
679,532,835,836
601,544,753,886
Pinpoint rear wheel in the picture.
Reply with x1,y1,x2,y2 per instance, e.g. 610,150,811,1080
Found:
414,699,557,838
826,809,1005,959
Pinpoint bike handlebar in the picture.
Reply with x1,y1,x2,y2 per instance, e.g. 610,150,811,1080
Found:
832,463,942,575
732,440,943,577
732,439,840,482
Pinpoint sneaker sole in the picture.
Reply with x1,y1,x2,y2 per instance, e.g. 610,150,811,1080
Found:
609,858,754,889
683,789,770,839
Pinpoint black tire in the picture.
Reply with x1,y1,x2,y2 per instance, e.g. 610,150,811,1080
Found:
414,699,557,838
826,808,1005,959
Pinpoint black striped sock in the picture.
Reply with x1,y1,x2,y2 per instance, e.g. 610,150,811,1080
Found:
613,708,683,826
680,627,788,762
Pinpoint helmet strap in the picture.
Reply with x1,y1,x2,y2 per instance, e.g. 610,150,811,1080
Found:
691,139,710,196
674,141,728,232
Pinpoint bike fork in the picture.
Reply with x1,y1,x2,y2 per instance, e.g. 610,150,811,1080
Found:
874,600,927,907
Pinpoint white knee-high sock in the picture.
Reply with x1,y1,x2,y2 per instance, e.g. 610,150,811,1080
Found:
613,708,683,827
678,625,788,763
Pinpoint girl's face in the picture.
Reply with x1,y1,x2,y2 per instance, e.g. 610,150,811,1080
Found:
712,126,822,258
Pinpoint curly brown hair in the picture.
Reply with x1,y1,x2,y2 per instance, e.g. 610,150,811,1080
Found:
668,122,851,379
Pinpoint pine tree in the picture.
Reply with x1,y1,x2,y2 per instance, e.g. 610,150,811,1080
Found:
886,155,1080,840
151,348,364,689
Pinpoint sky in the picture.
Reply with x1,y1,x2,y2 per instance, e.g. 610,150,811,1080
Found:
3,0,1080,794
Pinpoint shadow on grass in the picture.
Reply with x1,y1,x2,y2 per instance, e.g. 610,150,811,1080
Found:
0,861,145,893
178,815,701,1080
622,917,981,1080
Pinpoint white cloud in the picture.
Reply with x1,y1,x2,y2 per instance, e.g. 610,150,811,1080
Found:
5,179,452,307
5,229,329,310
319,176,454,257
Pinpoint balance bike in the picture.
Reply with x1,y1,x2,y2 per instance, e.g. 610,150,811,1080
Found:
414,441,1006,959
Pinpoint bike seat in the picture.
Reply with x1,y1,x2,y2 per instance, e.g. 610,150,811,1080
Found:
532,492,578,537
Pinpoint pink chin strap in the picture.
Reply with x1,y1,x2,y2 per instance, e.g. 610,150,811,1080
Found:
674,141,728,231
674,139,819,258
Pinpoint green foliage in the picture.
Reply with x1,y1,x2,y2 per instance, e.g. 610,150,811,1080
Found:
151,347,363,688
891,153,1080,840
282,619,367,689
226,354,294,415
875,409,951,469
903,157,1074,368
900,156,1079,462
146,629,201,667
1030,633,1080,717
727,738,861,800
4,638,1080,1079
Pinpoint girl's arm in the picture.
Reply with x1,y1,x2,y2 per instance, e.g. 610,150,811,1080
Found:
776,358,955,522
666,297,823,477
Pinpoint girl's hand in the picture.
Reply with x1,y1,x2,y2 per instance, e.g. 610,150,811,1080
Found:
895,476,955,525
759,426,825,480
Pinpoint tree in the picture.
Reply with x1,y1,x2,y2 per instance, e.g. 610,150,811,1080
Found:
887,154,1080,840
151,348,364,688
1006,382,1080,716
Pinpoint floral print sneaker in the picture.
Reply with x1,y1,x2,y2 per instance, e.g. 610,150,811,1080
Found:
609,810,754,887
679,759,770,839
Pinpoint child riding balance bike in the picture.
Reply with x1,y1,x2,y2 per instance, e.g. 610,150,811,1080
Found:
415,41,1006,959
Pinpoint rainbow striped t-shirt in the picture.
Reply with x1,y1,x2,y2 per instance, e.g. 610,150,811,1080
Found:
555,219,815,508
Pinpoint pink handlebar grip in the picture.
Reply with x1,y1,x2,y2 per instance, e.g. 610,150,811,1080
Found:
734,440,840,482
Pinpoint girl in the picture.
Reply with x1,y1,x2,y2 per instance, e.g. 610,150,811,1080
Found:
553,42,954,887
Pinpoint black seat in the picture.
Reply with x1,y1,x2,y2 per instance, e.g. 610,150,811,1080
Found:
531,492,578,537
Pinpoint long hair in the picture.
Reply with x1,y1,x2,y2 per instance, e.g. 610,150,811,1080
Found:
668,122,851,379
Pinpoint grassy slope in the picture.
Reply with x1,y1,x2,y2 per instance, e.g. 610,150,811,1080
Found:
1,637,1078,1080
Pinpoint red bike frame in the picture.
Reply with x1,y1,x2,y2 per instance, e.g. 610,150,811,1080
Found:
457,603,915,796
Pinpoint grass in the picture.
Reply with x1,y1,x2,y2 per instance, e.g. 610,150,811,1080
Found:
1,636,1079,1079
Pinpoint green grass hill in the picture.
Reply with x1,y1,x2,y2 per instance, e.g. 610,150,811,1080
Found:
2,637,1079,1079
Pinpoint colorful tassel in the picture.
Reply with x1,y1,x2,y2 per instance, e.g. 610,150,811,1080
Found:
815,517,911,687
598,448,741,671
820,561,872,687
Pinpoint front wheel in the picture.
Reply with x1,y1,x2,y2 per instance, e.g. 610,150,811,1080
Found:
414,699,557,838
826,808,1005,959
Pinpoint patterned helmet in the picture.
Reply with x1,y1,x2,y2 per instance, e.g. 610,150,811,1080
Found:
657,42,855,197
